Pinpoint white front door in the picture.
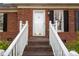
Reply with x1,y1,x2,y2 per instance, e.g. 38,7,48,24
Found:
54,10,64,32
33,10,45,36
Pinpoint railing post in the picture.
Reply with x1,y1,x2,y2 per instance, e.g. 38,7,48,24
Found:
19,20,22,32
26,21,28,25
26,20,28,45
49,21,51,45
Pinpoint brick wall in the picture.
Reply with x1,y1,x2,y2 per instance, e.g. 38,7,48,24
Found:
69,10,75,32
0,8,77,41
17,8,32,38
58,10,76,41
17,8,76,41
0,12,18,41
17,8,49,38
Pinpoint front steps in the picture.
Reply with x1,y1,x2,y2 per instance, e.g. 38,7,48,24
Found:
23,37,53,56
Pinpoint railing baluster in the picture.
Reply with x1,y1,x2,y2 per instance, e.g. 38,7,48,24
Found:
12,46,16,56
15,44,18,56
10,51,12,56
15,44,17,56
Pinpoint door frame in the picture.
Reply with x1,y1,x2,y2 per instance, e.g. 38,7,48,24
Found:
33,10,45,36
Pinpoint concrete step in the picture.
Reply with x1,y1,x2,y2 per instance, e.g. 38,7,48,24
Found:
22,37,53,56
28,41,49,46
24,45,52,51
29,37,49,42
23,50,53,56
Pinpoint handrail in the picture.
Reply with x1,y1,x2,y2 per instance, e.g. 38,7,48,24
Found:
49,21,70,56
3,21,28,56
49,21,79,56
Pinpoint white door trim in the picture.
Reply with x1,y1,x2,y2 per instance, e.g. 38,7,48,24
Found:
33,10,45,36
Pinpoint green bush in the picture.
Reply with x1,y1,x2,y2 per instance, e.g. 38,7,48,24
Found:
66,42,79,53
65,38,79,53
0,40,10,50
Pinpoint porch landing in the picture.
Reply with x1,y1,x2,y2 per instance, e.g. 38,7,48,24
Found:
22,37,53,56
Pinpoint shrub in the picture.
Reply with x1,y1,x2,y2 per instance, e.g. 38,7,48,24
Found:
65,38,79,53
0,40,10,50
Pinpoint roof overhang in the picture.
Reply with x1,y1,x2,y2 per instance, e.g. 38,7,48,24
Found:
1,3,79,10
17,3,79,9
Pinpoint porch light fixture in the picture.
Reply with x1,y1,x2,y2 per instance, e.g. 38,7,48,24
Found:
48,11,50,15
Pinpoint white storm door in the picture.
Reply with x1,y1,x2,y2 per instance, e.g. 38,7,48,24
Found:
33,10,45,36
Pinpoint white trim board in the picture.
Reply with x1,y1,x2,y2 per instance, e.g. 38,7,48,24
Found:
17,5,79,9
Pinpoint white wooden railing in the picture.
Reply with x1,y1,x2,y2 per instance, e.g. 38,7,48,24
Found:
49,21,79,56
3,21,28,56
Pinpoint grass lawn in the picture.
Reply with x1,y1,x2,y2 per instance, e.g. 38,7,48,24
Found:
65,33,79,53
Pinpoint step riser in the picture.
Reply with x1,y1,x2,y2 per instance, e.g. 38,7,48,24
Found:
23,52,53,56
28,42,49,46
24,48,52,51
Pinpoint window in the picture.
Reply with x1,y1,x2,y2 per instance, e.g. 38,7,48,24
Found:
76,10,79,31
0,13,7,32
49,10,69,32
54,10,64,32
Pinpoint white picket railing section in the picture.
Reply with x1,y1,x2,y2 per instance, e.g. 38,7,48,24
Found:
3,21,28,56
49,21,70,56
49,21,79,56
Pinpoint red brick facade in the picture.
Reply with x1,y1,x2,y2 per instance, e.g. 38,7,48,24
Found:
0,8,77,41
17,9,49,38
59,10,76,41
0,12,18,41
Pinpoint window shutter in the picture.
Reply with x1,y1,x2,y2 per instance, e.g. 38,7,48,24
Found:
49,11,54,24
64,10,69,32
76,11,79,31
3,13,7,32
